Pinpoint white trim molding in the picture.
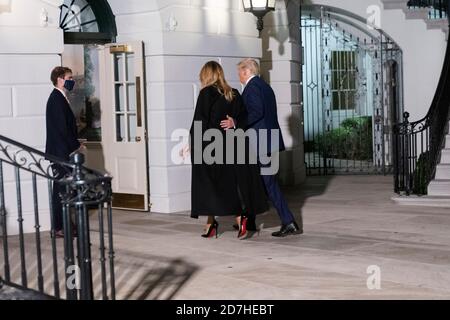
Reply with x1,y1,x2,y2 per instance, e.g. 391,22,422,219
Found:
39,0,63,8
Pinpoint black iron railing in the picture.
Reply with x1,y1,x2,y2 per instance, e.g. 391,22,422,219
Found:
408,0,449,19
0,134,115,300
394,0,450,195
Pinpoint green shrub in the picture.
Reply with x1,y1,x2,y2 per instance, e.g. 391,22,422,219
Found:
315,116,373,161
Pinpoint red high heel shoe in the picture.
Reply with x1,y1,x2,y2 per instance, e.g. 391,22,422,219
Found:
237,215,248,239
202,220,219,238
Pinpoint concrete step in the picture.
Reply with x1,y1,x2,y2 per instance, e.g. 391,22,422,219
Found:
382,0,408,10
435,164,450,179
0,279,56,300
441,149,450,164
392,195,450,208
403,7,430,20
426,18,449,31
428,179,450,196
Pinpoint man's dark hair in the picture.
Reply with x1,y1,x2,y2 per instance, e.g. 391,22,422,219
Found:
50,66,72,86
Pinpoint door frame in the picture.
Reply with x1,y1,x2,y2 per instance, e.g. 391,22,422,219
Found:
98,41,151,211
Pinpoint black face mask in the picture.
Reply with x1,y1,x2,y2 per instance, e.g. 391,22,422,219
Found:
64,79,76,91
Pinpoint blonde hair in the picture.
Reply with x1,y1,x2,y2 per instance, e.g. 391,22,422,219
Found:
200,61,235,102
237,58,260,76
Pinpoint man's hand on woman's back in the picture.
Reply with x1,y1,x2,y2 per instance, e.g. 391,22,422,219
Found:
220,115,235,130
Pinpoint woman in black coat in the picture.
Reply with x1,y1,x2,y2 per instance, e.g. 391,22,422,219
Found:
190,61,268,238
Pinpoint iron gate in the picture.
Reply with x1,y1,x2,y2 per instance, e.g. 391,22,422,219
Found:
301,6,403,175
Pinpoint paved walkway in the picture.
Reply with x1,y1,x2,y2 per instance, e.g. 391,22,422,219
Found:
2,175,450,299
105,175,450,299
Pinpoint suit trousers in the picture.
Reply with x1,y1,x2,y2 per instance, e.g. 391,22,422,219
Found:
256,155,302,228
51,165,67,232
261,174,297,226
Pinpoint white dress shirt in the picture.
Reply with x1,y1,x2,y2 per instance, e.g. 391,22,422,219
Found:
55,87,69,103
245,75,257,87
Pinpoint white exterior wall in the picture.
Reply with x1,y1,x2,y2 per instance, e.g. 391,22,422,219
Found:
3,0,442,227
107,0,305,213
0,0,305,224
0,0,63,147
262,0,305,185
310,0,447,122
108,0,261,213
0,0,64,233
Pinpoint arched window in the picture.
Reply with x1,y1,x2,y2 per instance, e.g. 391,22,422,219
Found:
60,0,117,143
60,0,117,44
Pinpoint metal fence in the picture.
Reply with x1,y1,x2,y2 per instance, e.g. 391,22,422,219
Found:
394,1,450,195
0,134,115,300
301,7,403,175
407,0,449,19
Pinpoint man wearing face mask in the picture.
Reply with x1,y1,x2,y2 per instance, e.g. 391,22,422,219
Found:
45,66,82,238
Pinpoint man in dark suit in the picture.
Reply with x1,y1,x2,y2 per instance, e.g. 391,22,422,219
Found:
221,59,303,237
45,66,81,238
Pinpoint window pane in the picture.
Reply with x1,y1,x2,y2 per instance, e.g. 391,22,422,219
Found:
348,71,356,89
334,91,357,110
344,73,351,90
128,114,137,142
331,71,340,89
127,84,136,112
342,93,349,109
79,4,99,32
347,91,356,110
114,54,124,82
340,52,344,69
331,51,338,69
344,52,351,70
60,0,99,33
62,44,102,142
332,92,340,110
116,114,126,142
115,84,125,111
330,50,358,72
83,97,102,141
338,51,345,70
126,53,135,82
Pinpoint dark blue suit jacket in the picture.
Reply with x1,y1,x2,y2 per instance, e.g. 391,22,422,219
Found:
242,76,285,157
45,89,80,161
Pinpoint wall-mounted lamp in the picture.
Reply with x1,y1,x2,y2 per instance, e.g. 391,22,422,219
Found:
0,0,12,13
242,0,276,33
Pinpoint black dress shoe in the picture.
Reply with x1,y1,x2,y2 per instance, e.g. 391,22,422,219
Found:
272,222,303,237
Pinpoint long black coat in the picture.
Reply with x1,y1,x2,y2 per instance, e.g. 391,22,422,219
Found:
45,89,80,161
190,86,268,218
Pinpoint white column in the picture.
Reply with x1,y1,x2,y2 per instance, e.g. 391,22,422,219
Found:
0,0,64,233
261,0,306,185
109,0,263,213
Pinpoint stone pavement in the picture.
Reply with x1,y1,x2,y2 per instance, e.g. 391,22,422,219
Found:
2,175,450,299
102,175,450,300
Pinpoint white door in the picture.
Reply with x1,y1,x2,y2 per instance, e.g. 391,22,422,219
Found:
99,42,149,211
